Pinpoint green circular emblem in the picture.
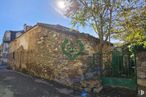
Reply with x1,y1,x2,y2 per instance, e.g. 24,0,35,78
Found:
61,39,84,60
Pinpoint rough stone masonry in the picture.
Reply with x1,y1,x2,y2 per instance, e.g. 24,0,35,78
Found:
8,23,111,92
137,51,146,86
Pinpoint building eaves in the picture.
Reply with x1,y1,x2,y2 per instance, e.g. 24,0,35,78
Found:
37,23,113,45
9,22,113,46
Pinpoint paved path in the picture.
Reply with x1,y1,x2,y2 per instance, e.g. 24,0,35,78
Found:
0,69,80,97
0,64,144,97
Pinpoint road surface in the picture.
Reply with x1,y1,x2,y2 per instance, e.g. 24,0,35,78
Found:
0,64,143,97
0,69,80,97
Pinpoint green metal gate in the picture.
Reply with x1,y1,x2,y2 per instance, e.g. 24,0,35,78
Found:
101,50,137,91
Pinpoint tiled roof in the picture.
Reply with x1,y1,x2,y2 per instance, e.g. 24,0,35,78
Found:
37,23,112,45
37,23,100,41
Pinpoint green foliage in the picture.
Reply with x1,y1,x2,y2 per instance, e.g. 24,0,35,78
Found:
144,42,146,48
65,0,145,67
66,0,119,42
113,5,146,43
65,0,145,44
129,41,146,53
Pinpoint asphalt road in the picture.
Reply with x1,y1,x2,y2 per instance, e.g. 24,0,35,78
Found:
0,69,81,97
0,64,144,97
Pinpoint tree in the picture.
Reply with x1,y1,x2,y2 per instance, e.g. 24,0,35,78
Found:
113,5,146,44
64,0,142,74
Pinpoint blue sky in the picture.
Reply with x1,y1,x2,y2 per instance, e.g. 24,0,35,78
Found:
0,0,98,44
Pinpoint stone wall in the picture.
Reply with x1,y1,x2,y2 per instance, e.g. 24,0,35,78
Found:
8,23,111,92
137,51,146,86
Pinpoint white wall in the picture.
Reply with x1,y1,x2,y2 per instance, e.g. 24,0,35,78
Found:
4,32,11,41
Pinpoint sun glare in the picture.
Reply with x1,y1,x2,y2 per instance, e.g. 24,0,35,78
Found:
57,0,66,9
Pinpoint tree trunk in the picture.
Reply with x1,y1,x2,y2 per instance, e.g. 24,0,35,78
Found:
99,14,104,77
99,40,104,77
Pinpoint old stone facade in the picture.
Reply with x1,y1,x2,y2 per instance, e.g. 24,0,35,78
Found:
2,30,24,64
8,23,111,92
137,51,146,86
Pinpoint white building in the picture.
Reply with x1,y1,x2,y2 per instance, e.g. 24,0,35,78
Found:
2,30,24,64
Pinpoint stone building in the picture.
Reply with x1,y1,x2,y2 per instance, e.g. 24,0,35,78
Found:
0,45,2,64
2,24,32,64
2,30,24,64
8,23,112,92
137,51,146,86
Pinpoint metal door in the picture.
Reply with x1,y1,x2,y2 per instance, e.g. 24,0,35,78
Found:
101,50,137,91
